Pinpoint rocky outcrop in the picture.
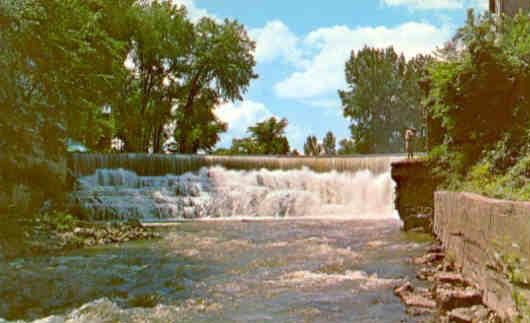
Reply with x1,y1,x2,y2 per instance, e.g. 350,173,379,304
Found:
434,191,530,322
391,160,441,231
396,243,500,323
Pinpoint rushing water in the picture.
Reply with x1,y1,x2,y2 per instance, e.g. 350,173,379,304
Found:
0,156,434,322
0,220,430,323
74,167,396,221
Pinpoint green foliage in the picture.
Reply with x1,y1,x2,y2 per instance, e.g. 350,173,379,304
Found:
339,46,431,153
114,2,194,152
322,131,337,155
36,212,79,233
304,136,322,156
0,0,130,213
226,117,290,155
427,10,530,202
337,138,357,155
173,15,258,153
429,10,530,171
1,0,258,216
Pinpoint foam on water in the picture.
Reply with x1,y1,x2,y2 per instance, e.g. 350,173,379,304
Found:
74,166,397,221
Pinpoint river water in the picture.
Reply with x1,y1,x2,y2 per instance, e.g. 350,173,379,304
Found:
0,165,431,322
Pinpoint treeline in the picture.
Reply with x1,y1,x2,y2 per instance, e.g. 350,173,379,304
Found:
214,117,292,155
0,0,256,213
213,121,356,156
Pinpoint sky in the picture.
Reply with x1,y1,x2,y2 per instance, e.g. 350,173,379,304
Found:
172,0,489,151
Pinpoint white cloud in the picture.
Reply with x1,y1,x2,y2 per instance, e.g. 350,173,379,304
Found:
381,0,488,10
215,100,273,146
274,22,451,100
249,21,307,66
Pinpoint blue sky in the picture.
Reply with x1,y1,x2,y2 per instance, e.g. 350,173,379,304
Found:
174,0,488,151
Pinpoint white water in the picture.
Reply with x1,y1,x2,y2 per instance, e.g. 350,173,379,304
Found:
75,166,397,221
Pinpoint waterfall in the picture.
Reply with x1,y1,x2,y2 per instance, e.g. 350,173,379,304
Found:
72,154,403,221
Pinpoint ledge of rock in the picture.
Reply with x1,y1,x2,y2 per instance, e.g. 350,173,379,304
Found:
391,159,441,232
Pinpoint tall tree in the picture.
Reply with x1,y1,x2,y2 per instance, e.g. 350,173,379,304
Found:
174,17,257,153
322,131,337,155
304,136,322,156
114,2,194,152
339,46,431,153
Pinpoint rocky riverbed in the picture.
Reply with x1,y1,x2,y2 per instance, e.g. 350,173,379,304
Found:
395,243,502,323
0,217,159,260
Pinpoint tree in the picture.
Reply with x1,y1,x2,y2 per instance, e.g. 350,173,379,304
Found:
338,138,357,155
230,138,260,155
173,17,257,153
429,10,530,172
322,131,336,155
111,2,256,154
228,117,290,155
339,46,432,153
113,2,194,152
0,0,130,212
246,117,290,155
304,136,322,156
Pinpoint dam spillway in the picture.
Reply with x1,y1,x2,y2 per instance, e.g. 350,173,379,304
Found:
68,153,406,177
69,154,405,221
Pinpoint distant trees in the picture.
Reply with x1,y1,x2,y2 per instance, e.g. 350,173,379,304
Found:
304,136,322,156
339,46,432,154
322,131,336,155
338,139,357,155
222,117,291,155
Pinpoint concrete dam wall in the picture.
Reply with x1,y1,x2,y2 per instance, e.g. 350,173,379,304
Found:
68,153,406,177
434,191,530,322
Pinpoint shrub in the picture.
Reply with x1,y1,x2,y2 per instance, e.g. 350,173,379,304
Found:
428,10,530,172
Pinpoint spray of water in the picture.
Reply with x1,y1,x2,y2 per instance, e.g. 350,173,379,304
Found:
75,166,397,221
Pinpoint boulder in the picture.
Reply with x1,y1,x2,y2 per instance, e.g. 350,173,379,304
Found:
417,267,437,281
447,305,489,323
435,286,482,312
434,272,466,286
394,281,436,309
413,252,445,265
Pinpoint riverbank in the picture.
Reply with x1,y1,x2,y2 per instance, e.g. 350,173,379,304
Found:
396,243,502,323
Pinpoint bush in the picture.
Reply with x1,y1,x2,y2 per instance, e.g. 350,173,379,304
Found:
428,10,530,172
36,212,79,232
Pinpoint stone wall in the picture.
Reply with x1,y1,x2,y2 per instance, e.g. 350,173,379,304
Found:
434,191,530,321
391,160,440,231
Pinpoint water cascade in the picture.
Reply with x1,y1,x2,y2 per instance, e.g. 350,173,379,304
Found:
72,154,403,221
